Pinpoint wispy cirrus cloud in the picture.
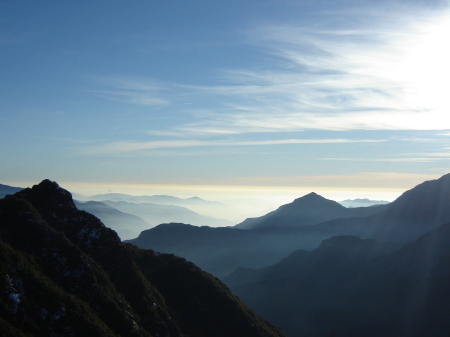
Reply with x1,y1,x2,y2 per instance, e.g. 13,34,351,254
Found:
94,8,450,138
90,77,170,107
161,9,450,135
80,138,385,155
174,110,450,136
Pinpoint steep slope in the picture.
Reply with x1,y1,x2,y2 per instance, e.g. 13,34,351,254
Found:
312,173,450,243
74,200,150,240
227,224,450,337
236,192,386,229
369,173,450,241
0,180,286,337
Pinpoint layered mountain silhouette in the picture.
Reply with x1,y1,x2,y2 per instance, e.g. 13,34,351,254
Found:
86,192,275,223
89,193,221,208
88,193,238,221
101,200,233,228
225,224,450,337
0,180,286,337
74,200,151,240
129,174,450,277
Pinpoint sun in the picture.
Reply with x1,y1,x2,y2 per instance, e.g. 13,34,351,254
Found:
398,14,450,113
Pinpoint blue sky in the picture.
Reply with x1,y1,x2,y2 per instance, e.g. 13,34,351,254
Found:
1,0,450,200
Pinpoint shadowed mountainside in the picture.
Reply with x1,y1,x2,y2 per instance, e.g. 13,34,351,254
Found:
225,224,450,337
0,180,286,337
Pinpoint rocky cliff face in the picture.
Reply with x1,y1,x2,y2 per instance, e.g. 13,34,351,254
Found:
0,179,286,337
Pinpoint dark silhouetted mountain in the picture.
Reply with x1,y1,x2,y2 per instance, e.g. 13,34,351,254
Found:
223,235,397,288
0,183,23,199
225,223,450,337
338,198,390,207
236,192,387,229
128,222,364,277
74,200,150,240
0,180,287,337
101,200,233,228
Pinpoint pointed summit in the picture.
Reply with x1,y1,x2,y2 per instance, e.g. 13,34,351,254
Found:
15,179,76,215
236,192,353,230
291,192,340,206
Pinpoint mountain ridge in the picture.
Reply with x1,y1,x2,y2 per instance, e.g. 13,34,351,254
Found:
129,173,450,277
0,179,286,337
236,191,387,230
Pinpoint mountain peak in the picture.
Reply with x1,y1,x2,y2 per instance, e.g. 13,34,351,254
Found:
1,180,287,337
293,192,329,202
291,192,342,208
15,179,76,214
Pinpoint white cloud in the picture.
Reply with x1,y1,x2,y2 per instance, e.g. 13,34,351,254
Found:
177,110,450,135
167,10,450,135
90,77,170,107
80,138,385,155
92,8,450,137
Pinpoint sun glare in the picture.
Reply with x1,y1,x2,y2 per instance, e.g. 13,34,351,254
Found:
396,14,450,115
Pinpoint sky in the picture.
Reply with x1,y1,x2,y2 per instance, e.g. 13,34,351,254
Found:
1,0,450,203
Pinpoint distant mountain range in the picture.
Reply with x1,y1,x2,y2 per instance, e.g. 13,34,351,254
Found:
74,200,151,240
0,180,286,337
128,173,450,277
89,192,223,207
100,200,233,228
338,198,390,207
86,192,273,223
